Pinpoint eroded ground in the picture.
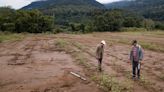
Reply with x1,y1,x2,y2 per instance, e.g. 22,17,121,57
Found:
0,32,164,92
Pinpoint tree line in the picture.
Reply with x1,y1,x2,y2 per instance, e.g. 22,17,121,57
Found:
0,7,163,33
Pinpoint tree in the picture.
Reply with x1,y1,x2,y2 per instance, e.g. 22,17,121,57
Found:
142,19,155,30
8,9,53,33
0,7,54,33
93,10,124,32
0,7,16,32
93,9,145,32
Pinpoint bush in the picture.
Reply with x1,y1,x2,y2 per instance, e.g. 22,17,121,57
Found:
53,27,63,34
155,22,164,30
0,7,53,33
1,23,15,32
14,10,53,33
142,19,155,30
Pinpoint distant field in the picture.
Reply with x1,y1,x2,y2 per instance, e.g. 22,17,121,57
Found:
91,31,164,52
0,31,163,92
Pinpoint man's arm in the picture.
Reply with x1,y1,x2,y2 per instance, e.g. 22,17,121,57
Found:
96,46,99,59
129,49,133,62
139,48,143,61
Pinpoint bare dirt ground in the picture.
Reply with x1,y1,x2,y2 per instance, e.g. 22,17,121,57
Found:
0,32,164,92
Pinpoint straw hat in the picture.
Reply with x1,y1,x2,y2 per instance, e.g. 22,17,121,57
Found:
101,40,106,45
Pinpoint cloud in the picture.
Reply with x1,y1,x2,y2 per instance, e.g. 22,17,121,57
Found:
0,0,38,9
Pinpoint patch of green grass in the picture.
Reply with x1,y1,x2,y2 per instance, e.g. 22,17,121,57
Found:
139,76,154,87
140,42,164,52
54,39,71,52
55,39,69,48
72,42,84,50
0,33,25,43
121,27,147,32
159,74,164,81
92,74,133,92
74,53,91,69
137,76,162,92
109,38,164,52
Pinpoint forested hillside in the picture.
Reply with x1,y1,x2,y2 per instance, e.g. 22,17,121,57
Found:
22,0,105,25
105,0,164,21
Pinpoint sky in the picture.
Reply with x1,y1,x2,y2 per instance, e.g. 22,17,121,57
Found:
0,0,122,9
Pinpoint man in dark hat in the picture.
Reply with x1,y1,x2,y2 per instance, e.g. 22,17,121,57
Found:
130,40,144,79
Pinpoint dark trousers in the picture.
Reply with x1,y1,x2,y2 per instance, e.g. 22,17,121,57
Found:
98,58,102,71
132,61,140,77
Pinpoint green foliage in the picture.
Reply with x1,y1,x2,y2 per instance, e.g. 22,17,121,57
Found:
69,23,85,32
121,27,147,32
84,24,94,33
54,39,72,52
93,9,144,32
155,22,164,30
93,10,122,31
105,0,164,21
0,7,16,32
142,19,155,30
0,7,53,33
22,0,104,26
14,10,53,33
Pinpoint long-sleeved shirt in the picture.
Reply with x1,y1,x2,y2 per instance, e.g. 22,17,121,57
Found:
96,44,104,59
130,44,143,62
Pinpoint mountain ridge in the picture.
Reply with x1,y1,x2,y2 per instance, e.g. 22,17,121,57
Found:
105,0,164,21
22,0,105,10
22,0,105,25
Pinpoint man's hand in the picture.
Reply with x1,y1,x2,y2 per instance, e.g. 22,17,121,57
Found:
96,57,99,60
139,60,143,64
127,60,131,64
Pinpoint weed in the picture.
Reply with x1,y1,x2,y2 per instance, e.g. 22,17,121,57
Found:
92,74,133,92
54,39,71,52
137,76,157,91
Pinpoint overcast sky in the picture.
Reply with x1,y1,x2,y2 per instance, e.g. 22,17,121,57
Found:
0,0,122,9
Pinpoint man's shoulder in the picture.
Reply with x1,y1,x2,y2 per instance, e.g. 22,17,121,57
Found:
96,44,100,50
137,44,142,49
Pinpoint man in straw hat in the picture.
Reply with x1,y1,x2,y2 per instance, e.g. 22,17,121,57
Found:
96,40,106,72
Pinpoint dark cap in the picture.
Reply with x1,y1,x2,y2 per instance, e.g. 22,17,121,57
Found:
132,40,137,45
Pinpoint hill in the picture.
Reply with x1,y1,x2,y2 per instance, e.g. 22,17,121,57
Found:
22,0,104,9
22,0,105,25
105,0,164,21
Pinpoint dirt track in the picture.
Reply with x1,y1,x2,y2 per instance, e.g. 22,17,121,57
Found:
0,33,164,92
